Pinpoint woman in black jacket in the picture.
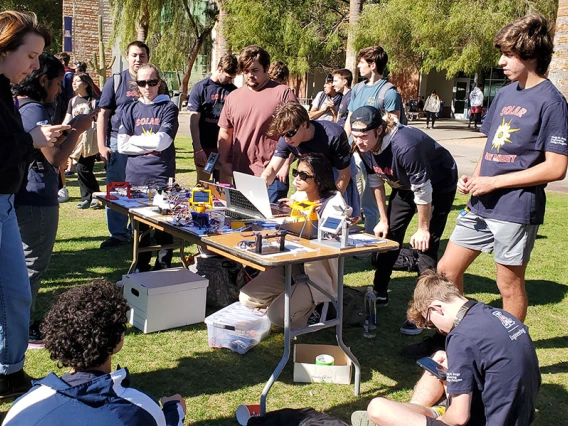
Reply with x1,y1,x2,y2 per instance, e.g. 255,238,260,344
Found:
0,11,70,400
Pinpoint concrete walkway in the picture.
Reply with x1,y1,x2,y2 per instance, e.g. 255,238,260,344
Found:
176,113,568,194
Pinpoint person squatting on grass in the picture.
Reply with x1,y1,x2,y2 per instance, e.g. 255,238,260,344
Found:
2,281,186,426
351,271,540,426
437,13,568,323
0,11,72,401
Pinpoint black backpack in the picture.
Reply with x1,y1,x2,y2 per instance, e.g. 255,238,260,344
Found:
248,407,349,426
342,286,366,327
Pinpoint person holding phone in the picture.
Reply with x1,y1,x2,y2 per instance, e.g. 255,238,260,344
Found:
351,270,540,426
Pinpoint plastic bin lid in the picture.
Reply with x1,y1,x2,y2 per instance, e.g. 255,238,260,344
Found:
204,302,269,330
123,268,208,295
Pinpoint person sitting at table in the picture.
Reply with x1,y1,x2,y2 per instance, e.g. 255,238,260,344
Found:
239,153,352,328
117,63,179,272
2,281,186,425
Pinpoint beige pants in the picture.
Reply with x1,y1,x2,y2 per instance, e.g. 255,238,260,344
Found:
239,264,316,329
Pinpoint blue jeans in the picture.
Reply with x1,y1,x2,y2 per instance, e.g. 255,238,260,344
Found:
267,176,289,203
16,205,59,321
105,137,130,241
0,195,31,374
353,153,380,234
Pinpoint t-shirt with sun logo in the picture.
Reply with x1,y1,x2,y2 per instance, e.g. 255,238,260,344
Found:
472,80,568,224
118,95,179,186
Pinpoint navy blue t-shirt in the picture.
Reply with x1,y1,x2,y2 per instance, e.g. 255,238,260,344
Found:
186,76,237,149
360,125,457,193
15,100,59,207
119,98,179,186
337,90,352,127
274,120,351,171
99,70,139,139
471,79,568,224
446,303,540,426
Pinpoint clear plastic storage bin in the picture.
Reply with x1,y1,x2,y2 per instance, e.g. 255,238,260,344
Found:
204,302,271,354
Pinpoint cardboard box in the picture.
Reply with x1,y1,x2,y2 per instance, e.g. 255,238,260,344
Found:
293,344,352,384
123,268,208,333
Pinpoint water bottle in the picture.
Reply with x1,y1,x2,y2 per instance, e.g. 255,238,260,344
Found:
363,286,377,338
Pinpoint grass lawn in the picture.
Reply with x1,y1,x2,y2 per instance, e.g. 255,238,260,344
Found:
2,135,567,425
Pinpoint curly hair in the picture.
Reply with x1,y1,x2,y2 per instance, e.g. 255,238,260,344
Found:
406,270,462,328
494,14,553,77
297,153,337,199
268,61,289,84
12,52,63,101
41,280,130,370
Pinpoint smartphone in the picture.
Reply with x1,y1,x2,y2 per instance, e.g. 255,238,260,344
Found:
417,357,447,380
203,152,219,174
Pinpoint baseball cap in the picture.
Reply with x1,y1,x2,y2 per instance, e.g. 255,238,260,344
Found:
350,106,383,132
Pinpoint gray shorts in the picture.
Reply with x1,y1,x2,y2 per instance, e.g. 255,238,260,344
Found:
449,211,539,266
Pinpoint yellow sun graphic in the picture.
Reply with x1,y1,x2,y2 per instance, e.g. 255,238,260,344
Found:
491,118,520,152
141,127,154,135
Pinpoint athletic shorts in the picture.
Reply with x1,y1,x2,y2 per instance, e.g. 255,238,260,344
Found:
449,210,539,266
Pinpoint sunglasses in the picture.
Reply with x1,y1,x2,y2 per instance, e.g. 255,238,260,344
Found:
136,79,160,87
282,127,299,139
292,169,314,181
424,305,441,329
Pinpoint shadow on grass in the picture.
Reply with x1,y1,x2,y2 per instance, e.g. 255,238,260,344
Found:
532,336,568,351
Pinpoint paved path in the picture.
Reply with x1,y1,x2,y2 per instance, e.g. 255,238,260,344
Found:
177,113,568,194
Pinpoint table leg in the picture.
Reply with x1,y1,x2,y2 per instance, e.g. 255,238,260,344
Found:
260,263,292,415
128,215,140,274
335,257,361,396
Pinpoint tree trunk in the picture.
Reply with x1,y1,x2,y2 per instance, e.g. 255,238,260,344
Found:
345,0,362,80
549,1,568,98
215,0,229,58
181,28,214,102
136,4,149,42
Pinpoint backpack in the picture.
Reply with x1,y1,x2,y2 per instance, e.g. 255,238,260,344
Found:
248,407,349,426
353,80,408,125
342,286,366,327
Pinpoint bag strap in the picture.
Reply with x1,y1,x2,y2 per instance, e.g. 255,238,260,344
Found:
453,300,477,329
113,73,122,94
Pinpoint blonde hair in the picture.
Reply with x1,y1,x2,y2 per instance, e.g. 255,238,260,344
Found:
406,270,462,328
132,63,167,96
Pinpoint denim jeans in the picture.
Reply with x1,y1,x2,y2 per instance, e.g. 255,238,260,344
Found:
267,176,289,203
105,137,130,241
16,204,59,321
0,194,31,374
353,153,379,234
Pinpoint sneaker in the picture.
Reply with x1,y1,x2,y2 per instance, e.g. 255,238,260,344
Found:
401,333,446,359
100,237,128,249
90,199,102,209
77,200,90,209
0,370,33,402
64,170,75,177
57,186,69,203
28,320,44,350
376,294,388,308
307,302,337,326
400,319,423,336
351,410,376,426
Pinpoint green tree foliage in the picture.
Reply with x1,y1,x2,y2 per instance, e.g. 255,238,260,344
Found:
0,0,62,53
223,0,353,74
354,0,558,76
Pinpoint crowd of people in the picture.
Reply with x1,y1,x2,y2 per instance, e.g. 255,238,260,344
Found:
0,8,566,426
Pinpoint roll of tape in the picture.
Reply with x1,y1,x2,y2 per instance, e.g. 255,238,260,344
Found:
315,354,335,366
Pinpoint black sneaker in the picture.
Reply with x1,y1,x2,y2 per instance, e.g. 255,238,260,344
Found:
0,370,33,402
401,333,446,359
307,302,337,325
100,237,128,249
400,319,423,336
28,320,44,350
77,200,90,209
376,294,388,308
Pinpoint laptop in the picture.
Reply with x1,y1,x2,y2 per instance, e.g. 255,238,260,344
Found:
233,172,290,218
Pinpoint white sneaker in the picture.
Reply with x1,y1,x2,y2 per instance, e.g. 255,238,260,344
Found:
58,187,69,203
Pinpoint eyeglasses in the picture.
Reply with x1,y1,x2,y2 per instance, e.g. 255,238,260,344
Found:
282,127,299,138
136,79,160,87
424,305,441,329
292,169,314,181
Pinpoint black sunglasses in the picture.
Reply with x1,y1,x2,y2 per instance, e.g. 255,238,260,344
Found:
282,127,299,139
136,79,160,87
292,169,314,181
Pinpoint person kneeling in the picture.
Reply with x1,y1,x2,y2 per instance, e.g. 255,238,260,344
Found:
3,281,186,426
239,154,352,329
351,270,540,426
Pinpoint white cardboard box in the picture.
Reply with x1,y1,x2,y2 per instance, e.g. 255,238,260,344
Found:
123,268,208,333
293,344,352,384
